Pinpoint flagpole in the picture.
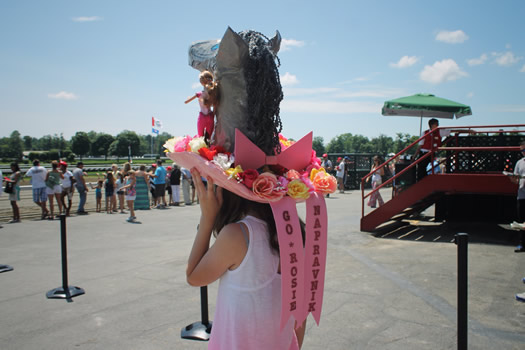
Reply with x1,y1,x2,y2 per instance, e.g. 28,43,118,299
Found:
151,116,154,156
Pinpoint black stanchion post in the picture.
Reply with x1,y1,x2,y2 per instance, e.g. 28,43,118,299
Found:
455,233,468,350
181,286,212,341
60,213,69,293
46,214,85,300
200,285,209,325
0,264,14,273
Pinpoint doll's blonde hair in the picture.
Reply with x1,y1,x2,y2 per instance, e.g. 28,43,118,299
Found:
199,70,214,84
199,70,219,111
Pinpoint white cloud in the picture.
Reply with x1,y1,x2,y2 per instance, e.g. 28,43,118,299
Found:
48,91,78,100
283,87,339,97
435,30,469,44
337,72,381,85
389,56,419,68
280,38,305,52
281,99,381,114
334,88,407,99
498,105,525,112
280,72,299,86
284,84,405,99
492,51,522,67
72,16,103,22
419,59,468,84
467,54,488,66
191,82,201,90
520,64,525,73
467,92,474,98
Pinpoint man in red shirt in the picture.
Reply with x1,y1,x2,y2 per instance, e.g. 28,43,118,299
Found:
414,118,451,181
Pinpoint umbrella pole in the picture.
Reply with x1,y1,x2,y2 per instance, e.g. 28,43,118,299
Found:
419,115,423,136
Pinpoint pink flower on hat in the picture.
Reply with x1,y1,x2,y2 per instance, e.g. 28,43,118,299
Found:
252,173,286,201
172,136,193,152
300,175,316,193
310,150,321,167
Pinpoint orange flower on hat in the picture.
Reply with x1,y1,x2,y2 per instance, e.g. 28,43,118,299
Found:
253,173,285,201
285,169,301,181
311,169,337,194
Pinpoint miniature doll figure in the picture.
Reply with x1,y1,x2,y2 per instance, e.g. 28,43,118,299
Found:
185,70,219,139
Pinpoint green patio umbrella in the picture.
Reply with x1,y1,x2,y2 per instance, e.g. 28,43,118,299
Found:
382,93,472,135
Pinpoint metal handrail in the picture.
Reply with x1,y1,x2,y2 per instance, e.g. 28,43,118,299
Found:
361,124,525,218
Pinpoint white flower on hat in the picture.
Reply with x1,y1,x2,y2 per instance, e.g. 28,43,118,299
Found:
212,153,235,170
188,137,207,153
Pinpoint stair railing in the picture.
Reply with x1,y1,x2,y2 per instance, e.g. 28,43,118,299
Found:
361,124,524,218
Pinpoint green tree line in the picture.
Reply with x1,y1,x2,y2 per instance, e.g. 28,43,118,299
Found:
312,133,418,157
0,130,175,162
1,130,419,162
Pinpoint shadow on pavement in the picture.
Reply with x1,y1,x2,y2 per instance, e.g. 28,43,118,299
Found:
373,217,522,247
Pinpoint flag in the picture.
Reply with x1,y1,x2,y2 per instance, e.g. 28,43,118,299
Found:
151,116,162,135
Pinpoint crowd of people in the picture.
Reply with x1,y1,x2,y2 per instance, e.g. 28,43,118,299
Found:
1,159,197,225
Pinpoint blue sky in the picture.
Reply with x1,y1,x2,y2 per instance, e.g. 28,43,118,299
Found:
1,0,524,144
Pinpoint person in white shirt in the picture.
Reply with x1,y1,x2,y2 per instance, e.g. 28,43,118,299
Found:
59,161,74,216
335,157,346,194
25,159,49,219
510,141,525,301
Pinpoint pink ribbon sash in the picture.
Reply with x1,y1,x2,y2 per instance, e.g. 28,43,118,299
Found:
271,197,305,330
271,193,328,329
304,193,328,325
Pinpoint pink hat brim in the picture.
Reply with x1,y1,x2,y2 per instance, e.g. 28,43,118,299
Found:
167,151,279,203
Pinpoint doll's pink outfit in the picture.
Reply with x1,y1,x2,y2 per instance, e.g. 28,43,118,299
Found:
207,215,299,350
196,91,215,137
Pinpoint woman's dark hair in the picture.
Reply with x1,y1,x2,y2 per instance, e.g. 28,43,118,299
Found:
213,189,305,253
10,162,20,172
213,189,279,253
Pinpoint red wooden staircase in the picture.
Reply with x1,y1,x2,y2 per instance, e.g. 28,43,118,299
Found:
360,173,517,232
360,124,524,232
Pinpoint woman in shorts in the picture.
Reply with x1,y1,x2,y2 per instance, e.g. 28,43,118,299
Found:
115,172,127,214
121,170,137,223
5,162,22,223
105,171,116,214
45,160,64,219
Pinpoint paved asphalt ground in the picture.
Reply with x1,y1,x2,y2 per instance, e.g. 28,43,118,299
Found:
1,190,524,349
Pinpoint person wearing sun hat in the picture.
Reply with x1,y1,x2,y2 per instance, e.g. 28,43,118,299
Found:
166,28,337,350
